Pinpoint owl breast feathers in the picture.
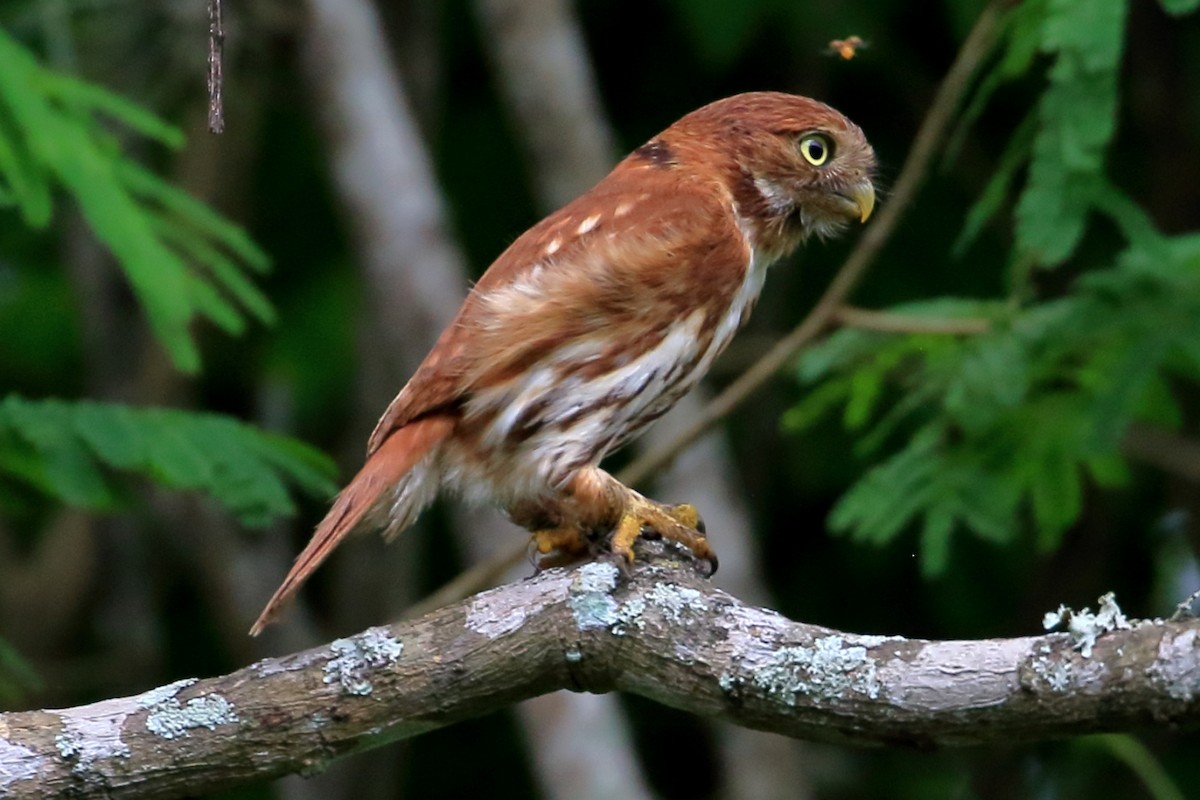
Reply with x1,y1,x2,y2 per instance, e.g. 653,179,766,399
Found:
252,91,876,634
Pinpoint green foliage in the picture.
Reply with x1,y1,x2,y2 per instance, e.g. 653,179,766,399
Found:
0,396,337,526
0,29,273,374
1160,0,1200,15
786,1,1200,573
788,234,1200,573
1014,0,1126,265
0,38,337,536
956,0,1140,270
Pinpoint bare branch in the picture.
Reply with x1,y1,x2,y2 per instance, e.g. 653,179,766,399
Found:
3,544,1197,800
207,0,224,133
833,306,991,335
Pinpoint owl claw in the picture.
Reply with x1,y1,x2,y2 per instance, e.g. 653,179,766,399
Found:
529,497,717,575
667,503,705,534
611,497,718,575
530,524,593,572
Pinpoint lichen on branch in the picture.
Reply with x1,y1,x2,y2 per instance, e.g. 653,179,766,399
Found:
1,542,1197,800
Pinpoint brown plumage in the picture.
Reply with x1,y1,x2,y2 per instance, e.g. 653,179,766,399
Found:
251,92,876,634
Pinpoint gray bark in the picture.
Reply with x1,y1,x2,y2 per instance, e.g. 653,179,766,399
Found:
3,543,1197,800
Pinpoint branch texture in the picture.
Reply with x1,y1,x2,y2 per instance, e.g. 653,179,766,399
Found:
2,544,1197,799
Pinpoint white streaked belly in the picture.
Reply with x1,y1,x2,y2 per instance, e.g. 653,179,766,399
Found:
448,242,769,507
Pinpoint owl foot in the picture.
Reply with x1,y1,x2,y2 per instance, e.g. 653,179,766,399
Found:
529,499,716,575
530,524,595,570
610,497,718,576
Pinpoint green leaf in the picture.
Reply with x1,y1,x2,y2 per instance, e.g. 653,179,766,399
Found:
1084,452,1129,489
954,110,1037,256
919,508,955,576
781,379,852,433
41,70,184,148
1014,0,1127,265
1159,0,1200,14
57,142,199,371
1028,444,1082,549
844,367,884,430
0,396,337,526
0,39,52,227
150,215,276,326
943,334,1029,432
4,397,113,507
787,232,1200,567
945,0,1048,168
829,425,943,545
117,160,271,274
795,328,881,384
185,273,248,336
0,30,275,372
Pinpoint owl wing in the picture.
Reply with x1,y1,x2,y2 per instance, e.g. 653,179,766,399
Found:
366,154,752,455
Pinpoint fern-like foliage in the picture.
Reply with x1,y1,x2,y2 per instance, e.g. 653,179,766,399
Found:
0,396,337,526
787,236,1200,574
0,29,273,373
785,1,1200,571
956,0,1185,269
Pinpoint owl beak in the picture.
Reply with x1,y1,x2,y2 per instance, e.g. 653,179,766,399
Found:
847,180,875,223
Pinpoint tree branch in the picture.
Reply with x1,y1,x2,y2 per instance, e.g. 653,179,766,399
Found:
833,306,991,335
3,543,1197,800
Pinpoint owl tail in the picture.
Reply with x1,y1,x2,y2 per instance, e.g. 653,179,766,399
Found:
249,414,455,635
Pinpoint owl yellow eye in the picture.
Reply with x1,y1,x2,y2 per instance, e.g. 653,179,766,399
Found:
799,134,832,166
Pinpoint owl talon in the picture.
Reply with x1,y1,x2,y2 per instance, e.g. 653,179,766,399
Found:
667,503,705,534
610,496,717,574
531,525,592,571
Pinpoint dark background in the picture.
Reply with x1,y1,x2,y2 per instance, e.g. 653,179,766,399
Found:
2,1,1198,798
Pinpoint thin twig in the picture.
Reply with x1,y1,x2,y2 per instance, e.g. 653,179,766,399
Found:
834,306,991,335
405,1,1008,615
207,0,225,133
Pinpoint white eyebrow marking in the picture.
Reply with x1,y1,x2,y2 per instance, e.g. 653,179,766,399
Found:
614,201,635,217
545,237,562,255
577,214,601,235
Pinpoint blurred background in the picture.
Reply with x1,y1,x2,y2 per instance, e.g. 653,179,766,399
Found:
2,0,1199,798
